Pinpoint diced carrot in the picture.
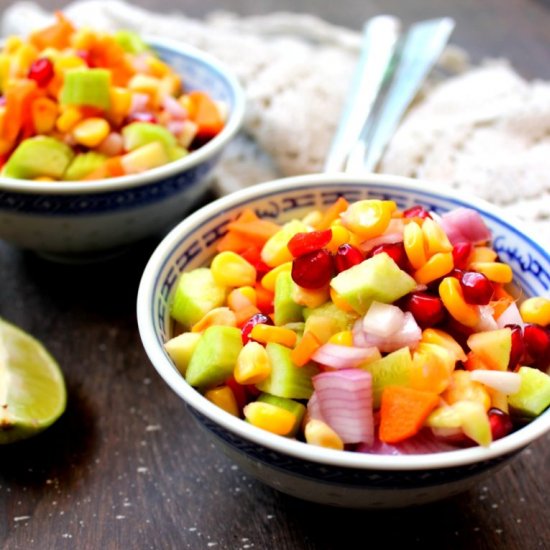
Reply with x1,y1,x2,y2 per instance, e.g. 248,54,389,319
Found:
379,386,440,444
29,12,75,51
315,196,349,230
104,156,125,178
216,230,250,253
227,219,281,247
290,331,321,367
2,79,38,143
240,246,271,278
188,90,224,138
254,282,274,315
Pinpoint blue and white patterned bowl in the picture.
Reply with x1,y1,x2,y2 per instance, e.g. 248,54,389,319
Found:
0,37,245,261
137,174,550,508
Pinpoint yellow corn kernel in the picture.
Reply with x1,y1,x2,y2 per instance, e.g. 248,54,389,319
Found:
108,86,132,119
243,401,296,436
340,199,395,239
421,328,467,362
54,54,86,74
250,324,297,348
158,74,182,100
121,142,168,174
34,176,55,182
4,36,23,54
291,283,329,308
442,370,491,411
56,106,83,133
328,330,354,346
260,262,292,292
469,262,513,283
469,246,498,263
72,117,111,148
191,307,237,333
329,287,355,313
234,341,272,385
237,286,257,305
146,55,172,77
519,296,550,327
439,276,480,327
205,386,240,417
404,221,428,269
211,251,257,288
227,287,257,311
302,209,323,227
304,419,344,450
11,43,38,77
487,387,509,414
422,217,453,256
325,224,350,253
414,252,454,285
128,74,161,103
70,28,96,51
261,220,308,267
31,97,58,134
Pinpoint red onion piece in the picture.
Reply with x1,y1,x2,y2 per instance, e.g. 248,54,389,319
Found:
362,301,406,337
163,95,187,119
470,369,522,394
359,232,404,253
440,208,492,245
474,305,498,332
311,343,379,369
130,92,150,114
307,391,325,422
358,312,421,353
96,132,124,156
357,429,459,454
497,302,525,329
313,369,374,445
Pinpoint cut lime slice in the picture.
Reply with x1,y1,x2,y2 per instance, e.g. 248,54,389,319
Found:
0,317,66,444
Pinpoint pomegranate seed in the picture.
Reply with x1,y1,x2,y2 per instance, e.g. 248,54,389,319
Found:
370,242,409,270
459,271,494,305
523,324,550,371
287,229,332,257
452,242,473,270
27,58,55,87
488,408,513,440
402,292,446,327
334,244,363,273
241,313,272,345
404,205,431,219
292,249,334,289
506,324,525,371
127,112,157,124
225,376,248,411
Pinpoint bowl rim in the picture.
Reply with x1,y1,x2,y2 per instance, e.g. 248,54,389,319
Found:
137,172,550,471
0,36,246,195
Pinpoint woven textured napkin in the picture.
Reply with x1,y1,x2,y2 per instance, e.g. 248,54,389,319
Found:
2,1,549,244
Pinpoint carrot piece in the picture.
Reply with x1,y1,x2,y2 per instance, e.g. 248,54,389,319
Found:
290,331,321,367
216,230,250,253
227,219,281,247
29,12,75,50
254,282,274,315
315,197,349,230
2,79,38,143
188,90,224,138
379,386,440,444
104,156,125,178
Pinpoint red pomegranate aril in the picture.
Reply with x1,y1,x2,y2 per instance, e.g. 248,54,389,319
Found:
506,324,525,371
334,244,363,273
452,242,473,270
370,242,408,270
523,324,550,371
225,375,248,411
404,205,431,219
292,248,334,289
241,313,273,344
488,408,513,440
287,229,332,258
460,271,494,305
402,292,446,327
27,58,55,87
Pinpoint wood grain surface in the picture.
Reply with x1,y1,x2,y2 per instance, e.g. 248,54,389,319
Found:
1,1,549,549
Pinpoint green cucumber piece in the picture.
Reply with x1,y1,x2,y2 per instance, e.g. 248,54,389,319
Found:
164,332,202,376
508,366,550,416
114,30,150,54
303,302,358,342
330,252,417,315
274,271,303,326
63,152,107,180
61,68,111,110
256,393,306,437
3,136,74,180
122,122,178,155
170,268,226,329
256,342,319,399
185,326,242,389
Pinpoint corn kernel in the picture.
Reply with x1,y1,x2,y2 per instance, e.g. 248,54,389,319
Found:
234,341,272,385
146,55,172,77
11,43,38,77
421,328,467,362
210,251,257,288
158,74,182,100
488,388,509,413
260,262,292,292
422,217,453,255
243,402,296,435
4,37,23,54
414,252,454,285
404,221,427,269
205,386,240,417
519,296,550,327
439,276,480,327
469,246,498,263
128,74,161,105
72,117,111,148
191,307,237,333
249,324,297,348
442,370,491,411
304,419,344,450
301,210,323,227
54,54,86,74
340,199,395,239
108,86,132,120
328,330,354,346
31,97,58,134
291,283,329,308
326,224,350,253
469,261,513,283
261,220,308,267
227,287,257,311
121,142,168,174
56,105,83,133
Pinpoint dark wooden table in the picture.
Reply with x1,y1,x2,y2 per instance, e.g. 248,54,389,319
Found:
1,1,549,549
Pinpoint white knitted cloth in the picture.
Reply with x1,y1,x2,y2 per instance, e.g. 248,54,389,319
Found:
2,1,549,245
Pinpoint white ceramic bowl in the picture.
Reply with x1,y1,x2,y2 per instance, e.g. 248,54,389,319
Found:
0,37,245,261
137,173,550,508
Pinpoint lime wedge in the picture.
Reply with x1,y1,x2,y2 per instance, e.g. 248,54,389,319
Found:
0,317,66,444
